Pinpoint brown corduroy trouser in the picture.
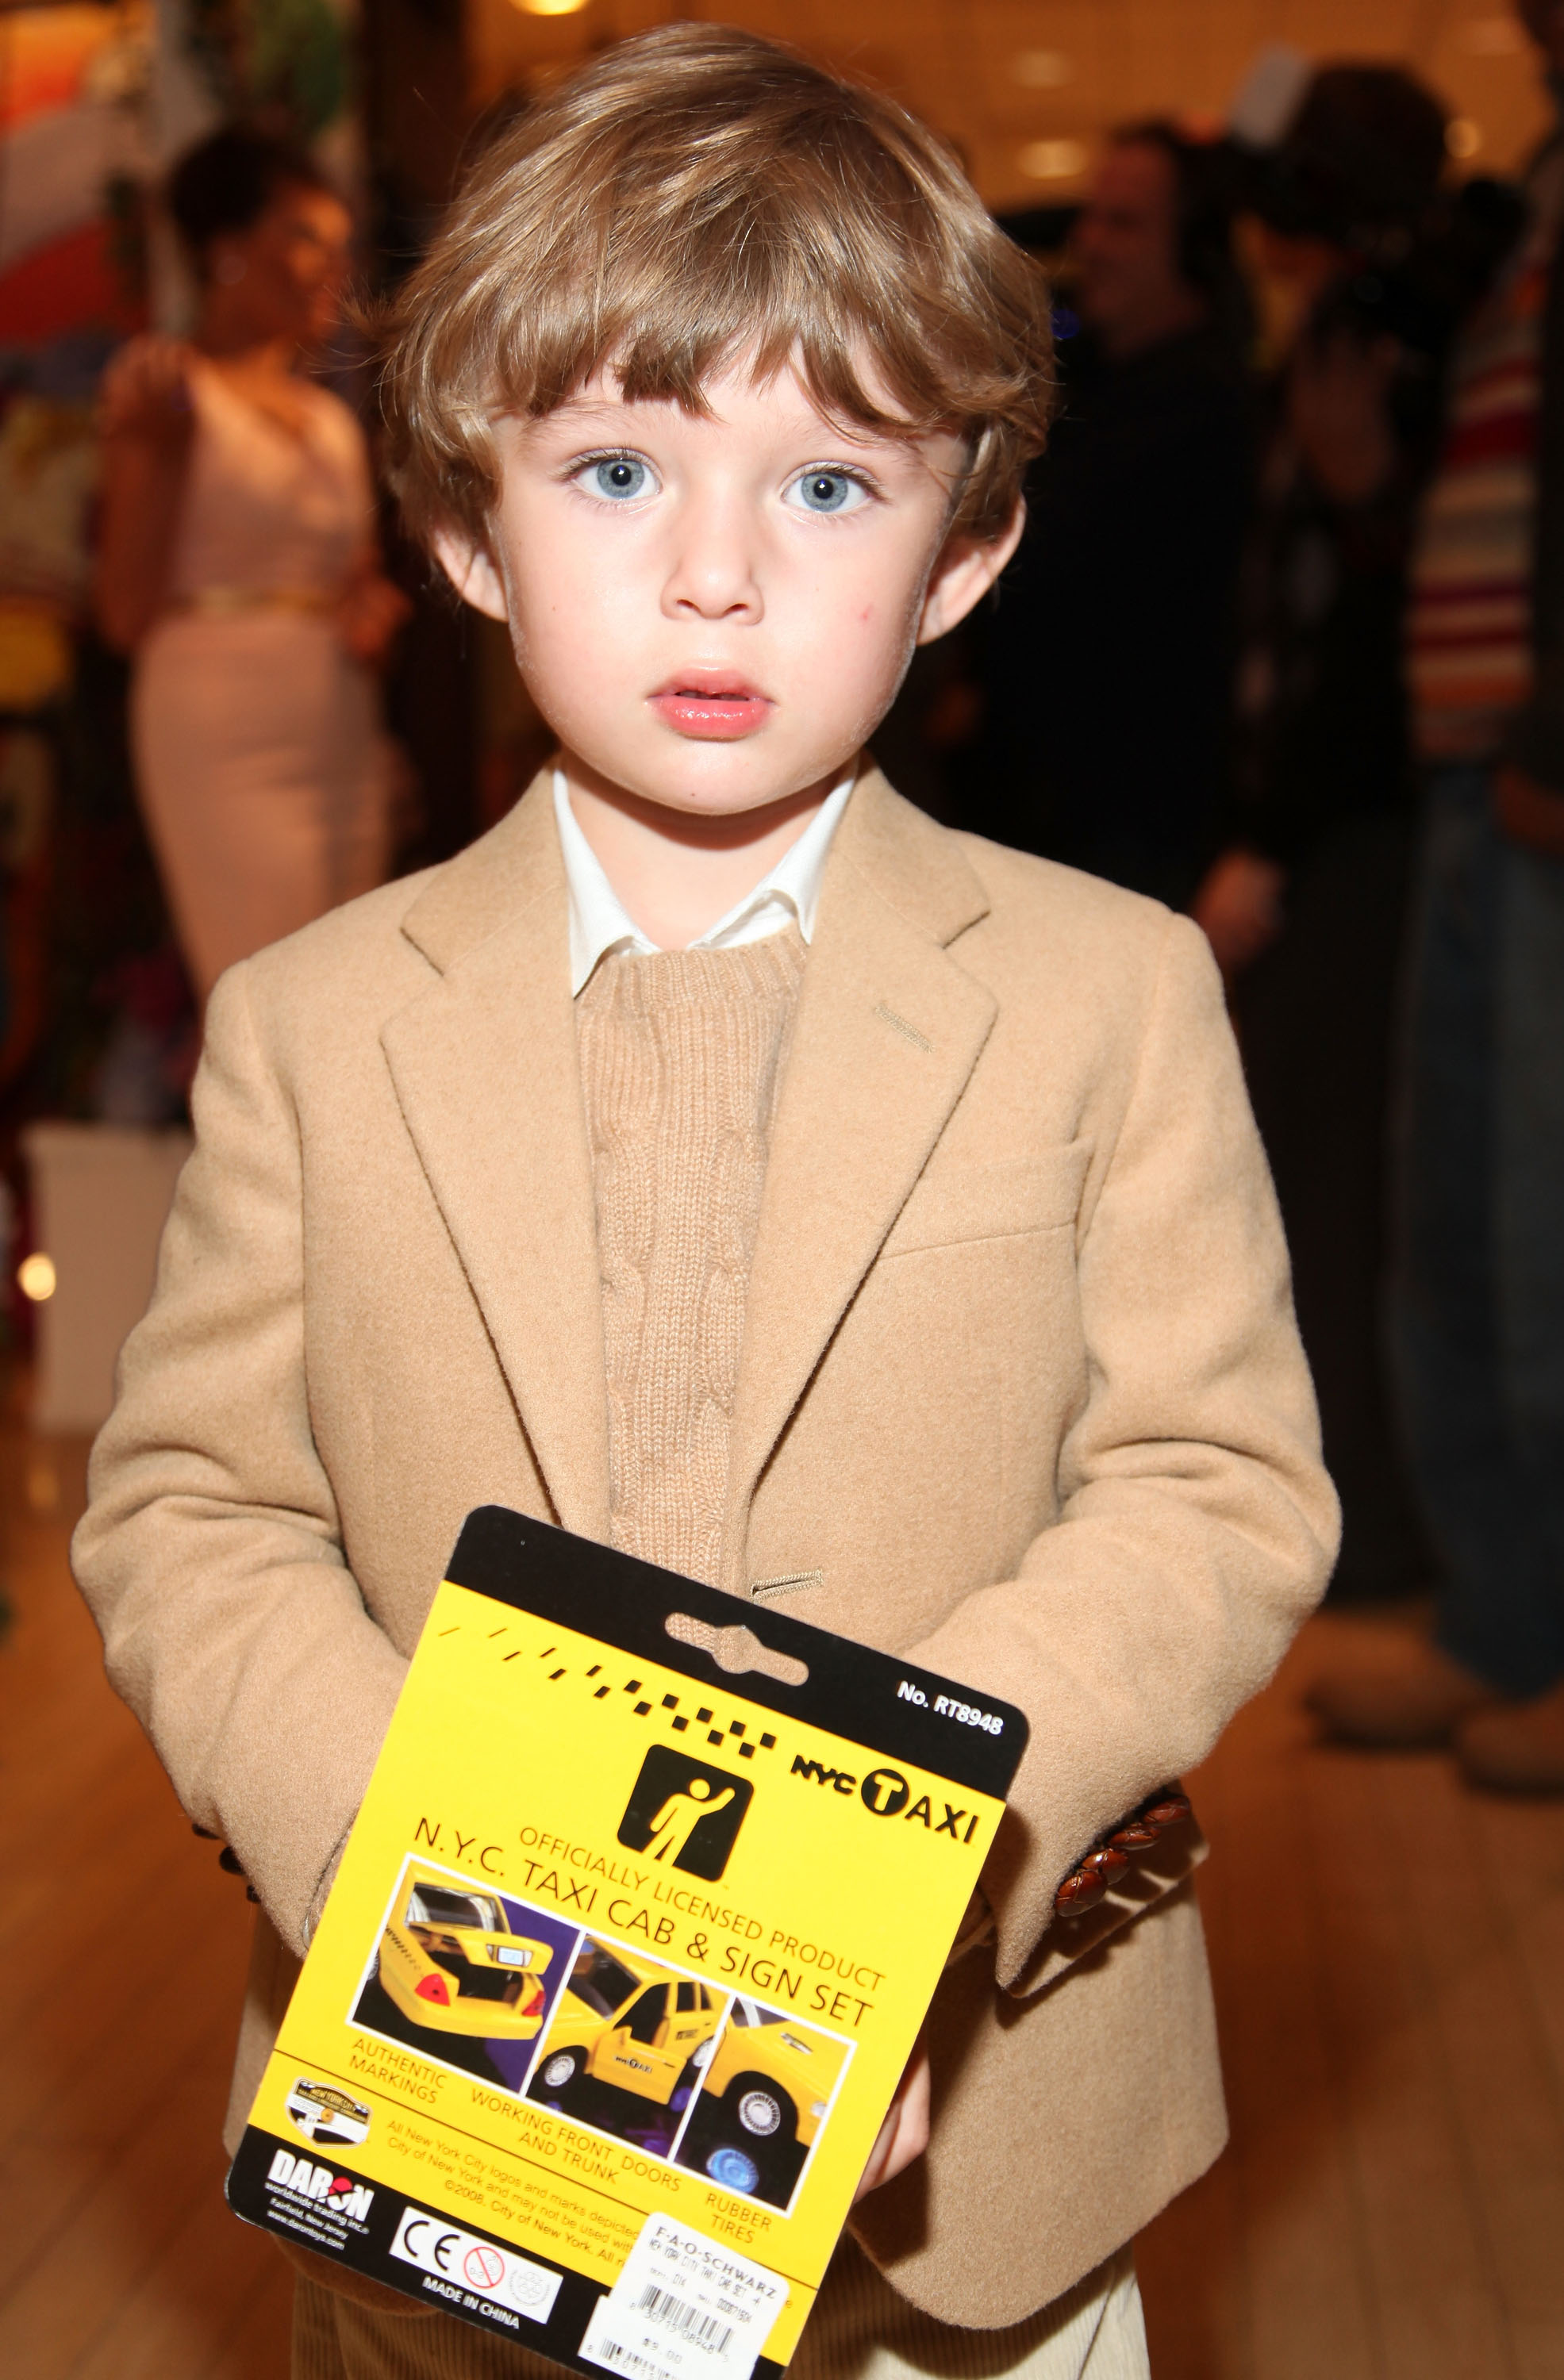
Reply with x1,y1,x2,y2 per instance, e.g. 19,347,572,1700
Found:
292,2236,1147,2380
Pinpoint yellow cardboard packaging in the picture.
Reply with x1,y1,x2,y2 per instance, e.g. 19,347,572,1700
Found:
229,1508,1027,2378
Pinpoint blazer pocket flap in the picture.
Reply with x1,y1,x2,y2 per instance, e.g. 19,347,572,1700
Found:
882,1146,1091,1258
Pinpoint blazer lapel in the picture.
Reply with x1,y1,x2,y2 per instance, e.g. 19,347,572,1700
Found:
723,773,997,1584
381,778,612,1541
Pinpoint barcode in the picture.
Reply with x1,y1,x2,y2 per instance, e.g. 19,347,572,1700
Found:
636,2284,734,2356
594,2342,663,2379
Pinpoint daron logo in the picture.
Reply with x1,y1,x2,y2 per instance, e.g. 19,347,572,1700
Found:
617,1745,753,1882
267,2147,374,2223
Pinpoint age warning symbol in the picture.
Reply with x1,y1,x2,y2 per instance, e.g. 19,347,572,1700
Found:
617,1746,753,1882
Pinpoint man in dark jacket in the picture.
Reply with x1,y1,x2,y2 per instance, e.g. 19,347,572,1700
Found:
971,125,1251,909
1194,64,1457,1610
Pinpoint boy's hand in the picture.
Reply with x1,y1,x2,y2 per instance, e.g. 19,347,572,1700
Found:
853,2044,931,2202
945,1883,994,1964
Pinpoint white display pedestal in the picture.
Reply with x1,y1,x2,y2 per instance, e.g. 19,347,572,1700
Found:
21,1122,193,1433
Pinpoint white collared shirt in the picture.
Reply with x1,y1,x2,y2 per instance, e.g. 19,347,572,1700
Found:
553,767,855,997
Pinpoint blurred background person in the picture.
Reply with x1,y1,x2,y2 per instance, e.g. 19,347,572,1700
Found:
969,121,1252,906
1193,63,1485,1606
93,127,408,1006
1311,0,1564,1785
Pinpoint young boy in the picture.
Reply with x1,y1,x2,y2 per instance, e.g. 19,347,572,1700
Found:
74,27,1337,2380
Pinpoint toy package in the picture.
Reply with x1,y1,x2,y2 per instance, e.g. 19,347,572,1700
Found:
228,1508,1027,2378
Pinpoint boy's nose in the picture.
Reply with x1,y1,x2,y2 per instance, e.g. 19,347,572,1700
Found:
661,502,764,622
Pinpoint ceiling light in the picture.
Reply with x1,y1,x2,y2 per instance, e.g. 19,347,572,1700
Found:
1013,51,1072,88
1447,117,1482,158
1019,139,1088,182
509,0,589,14
17,1253,56,1301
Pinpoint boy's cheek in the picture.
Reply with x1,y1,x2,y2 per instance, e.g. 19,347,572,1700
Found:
501,533,927,770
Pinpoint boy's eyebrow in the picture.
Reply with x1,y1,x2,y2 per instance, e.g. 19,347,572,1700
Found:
523,398,631,432
526,400,932,459
521,368,927,447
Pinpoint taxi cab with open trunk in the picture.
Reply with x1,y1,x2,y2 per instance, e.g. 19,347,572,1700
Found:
375,1869,555,2040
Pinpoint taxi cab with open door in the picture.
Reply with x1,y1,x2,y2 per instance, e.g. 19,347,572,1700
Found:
528,1940,722,2109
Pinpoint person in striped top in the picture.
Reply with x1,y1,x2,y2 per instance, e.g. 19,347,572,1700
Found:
1407,159,1562,750
1310,0,1564,1791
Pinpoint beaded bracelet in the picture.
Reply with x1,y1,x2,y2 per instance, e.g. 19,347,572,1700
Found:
1051,1787,1193,1919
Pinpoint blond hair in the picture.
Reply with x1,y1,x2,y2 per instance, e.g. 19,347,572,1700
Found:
382,25,1054,550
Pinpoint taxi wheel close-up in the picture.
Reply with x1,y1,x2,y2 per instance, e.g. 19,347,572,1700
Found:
703,2143,763,2196
536,2047,586,2096
730,2075,794,2142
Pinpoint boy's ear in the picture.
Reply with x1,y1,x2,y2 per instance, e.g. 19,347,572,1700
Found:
916,499,1026,646
431,525,509,622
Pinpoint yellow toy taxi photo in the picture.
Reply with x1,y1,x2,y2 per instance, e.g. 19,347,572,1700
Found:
676,1998,850,2207
352,1859,584,2093
377,1867,555,2038
527,1936,724,2153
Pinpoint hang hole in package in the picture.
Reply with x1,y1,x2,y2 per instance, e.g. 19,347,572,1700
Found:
228,1508,1028,2380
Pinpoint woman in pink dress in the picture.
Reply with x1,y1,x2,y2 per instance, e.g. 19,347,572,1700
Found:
94,129,408,1002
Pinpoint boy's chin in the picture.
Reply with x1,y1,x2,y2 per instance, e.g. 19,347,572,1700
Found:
564,741,852,823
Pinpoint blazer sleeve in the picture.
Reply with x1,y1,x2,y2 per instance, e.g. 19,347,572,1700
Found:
907,912,1339,1995
71,962,408,1957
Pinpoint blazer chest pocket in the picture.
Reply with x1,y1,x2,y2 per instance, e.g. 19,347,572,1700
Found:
881,1145,1091,1259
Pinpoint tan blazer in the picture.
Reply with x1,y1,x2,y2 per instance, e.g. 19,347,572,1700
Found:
73,768,1337,2328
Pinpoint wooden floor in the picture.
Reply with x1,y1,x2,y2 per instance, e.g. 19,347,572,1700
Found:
2,1421,1562,2379
1136,1631,1564,2380
0,1425,293,2378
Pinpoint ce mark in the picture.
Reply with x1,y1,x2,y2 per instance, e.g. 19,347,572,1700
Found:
402,2214,463,2272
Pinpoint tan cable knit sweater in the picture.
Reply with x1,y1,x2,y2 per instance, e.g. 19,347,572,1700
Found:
575,926,807,1587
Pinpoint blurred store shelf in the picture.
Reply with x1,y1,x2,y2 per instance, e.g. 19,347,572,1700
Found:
0,1395,1560,2378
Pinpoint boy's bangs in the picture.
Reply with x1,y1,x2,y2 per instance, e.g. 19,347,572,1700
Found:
383,26,1055,547
499,266,982,451
489,148,1026,444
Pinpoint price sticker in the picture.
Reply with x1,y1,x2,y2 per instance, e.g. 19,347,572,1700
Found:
581,2213,788,2380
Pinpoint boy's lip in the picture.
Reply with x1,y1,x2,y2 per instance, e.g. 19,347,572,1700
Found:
648,670,771,740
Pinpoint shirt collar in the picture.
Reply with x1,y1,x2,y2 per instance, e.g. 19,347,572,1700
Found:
554,766,855,997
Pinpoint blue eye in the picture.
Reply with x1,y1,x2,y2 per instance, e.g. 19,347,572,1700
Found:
590,456,648,500
794,470,859,513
